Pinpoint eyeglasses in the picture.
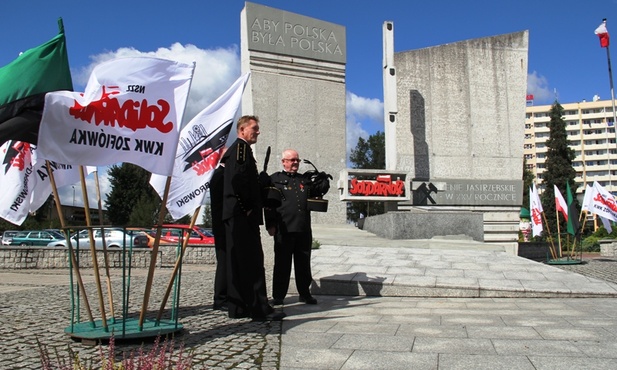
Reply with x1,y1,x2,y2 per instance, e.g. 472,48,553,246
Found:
283,158,301,163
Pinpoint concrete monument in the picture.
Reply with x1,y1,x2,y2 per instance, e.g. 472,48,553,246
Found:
240,2,347,224
376,22,529,249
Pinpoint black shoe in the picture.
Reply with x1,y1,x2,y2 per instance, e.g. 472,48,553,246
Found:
251,312,287,322
212,303,228,311
272,298,284,306
299,295,317,304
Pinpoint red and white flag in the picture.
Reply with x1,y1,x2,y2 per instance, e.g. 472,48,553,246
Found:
529,183,543,237
37,57,195,176
554,184,568,221
586,181,617,222
595,20,610,48
0,140,88,225
150,73,250,220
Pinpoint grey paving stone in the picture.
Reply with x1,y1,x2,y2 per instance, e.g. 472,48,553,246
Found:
438,354,536,370
340,351,437,370
527,355,617,370
412,337,496,354
331,333,415,351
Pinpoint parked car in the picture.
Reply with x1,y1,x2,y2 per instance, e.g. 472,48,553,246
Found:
156,224,215,245
126,227,174,248
1,230,19,246
47,228,149,249
10,230,66,246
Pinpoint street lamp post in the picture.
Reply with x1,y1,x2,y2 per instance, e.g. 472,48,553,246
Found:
72,186,75,207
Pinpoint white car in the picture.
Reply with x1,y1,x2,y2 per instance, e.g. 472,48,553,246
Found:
1,230,19,246
47,228,149,249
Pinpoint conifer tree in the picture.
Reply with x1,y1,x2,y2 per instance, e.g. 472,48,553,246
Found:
539,100,579,237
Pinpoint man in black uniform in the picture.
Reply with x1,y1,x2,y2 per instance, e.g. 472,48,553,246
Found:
221,115,283,321
209,148,227,311
265,149,330,305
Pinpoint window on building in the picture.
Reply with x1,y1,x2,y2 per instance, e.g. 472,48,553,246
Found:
525,123,532,129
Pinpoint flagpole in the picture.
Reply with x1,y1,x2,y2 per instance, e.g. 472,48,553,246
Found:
46,161,95,324
79,166,108,329
541,212,558,260
93,168,117,322
156,206,201,323
139,176,172,329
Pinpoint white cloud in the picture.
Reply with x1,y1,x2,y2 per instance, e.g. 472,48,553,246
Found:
527,71,553,103
346,92,382,163
346,92,383,122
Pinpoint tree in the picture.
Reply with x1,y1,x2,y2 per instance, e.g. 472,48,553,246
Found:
348,131,385,221
539,100,579,238
105,163,160,226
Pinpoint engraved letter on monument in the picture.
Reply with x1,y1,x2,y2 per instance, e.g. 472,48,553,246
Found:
244,2,346,64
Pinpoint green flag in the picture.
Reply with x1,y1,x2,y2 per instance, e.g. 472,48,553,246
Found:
0,18,73,146
566,182,579,235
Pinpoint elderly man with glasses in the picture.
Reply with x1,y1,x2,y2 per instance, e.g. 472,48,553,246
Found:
265,149,330,305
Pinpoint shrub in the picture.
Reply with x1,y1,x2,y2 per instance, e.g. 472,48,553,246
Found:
38,335,193,369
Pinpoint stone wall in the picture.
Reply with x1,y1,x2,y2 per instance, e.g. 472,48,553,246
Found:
0,245,216,269
600,240,617,258
363,210,484,241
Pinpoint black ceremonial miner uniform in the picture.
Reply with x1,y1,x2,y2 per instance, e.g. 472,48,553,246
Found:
209,164,226,309
221,138,271,319
265,171,330,301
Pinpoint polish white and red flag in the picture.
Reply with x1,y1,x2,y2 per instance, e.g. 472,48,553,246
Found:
554,184,569,221
36,57,195,176
529,183,543,237
150,72,250,220
595,20,610,48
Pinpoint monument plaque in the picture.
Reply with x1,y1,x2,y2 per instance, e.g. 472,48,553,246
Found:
412,179,523,206
244,2,346,64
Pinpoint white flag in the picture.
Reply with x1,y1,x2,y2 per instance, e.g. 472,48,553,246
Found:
0,141,86,225
587,181,617,222
150,73,250,220
37,57,195,176
581,184,593,212
530,183,543,237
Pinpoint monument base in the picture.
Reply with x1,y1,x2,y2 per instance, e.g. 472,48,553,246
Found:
363,210,484,241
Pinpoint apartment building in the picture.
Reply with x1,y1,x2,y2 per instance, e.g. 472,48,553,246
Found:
524,97,617,195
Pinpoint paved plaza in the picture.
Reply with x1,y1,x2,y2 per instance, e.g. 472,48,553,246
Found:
1,224,617,369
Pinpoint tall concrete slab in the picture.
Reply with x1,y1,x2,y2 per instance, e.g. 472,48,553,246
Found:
383,25,529,247
391,31,528,181
241,2,347,224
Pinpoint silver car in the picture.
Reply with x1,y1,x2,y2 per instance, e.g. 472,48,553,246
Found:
48,228,149,249
1,230,19,246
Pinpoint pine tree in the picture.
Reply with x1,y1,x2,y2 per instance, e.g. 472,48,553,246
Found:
539,100,579,238
105,163,160,226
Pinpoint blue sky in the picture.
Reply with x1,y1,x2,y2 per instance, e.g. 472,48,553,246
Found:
2,0,616,208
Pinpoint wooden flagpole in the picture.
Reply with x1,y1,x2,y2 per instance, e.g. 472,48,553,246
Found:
541,211,557,260
156,206,201,323
93,169,116,321
45,161,94,323
139,176,172,329
556,209,562,258
79,166,108,329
